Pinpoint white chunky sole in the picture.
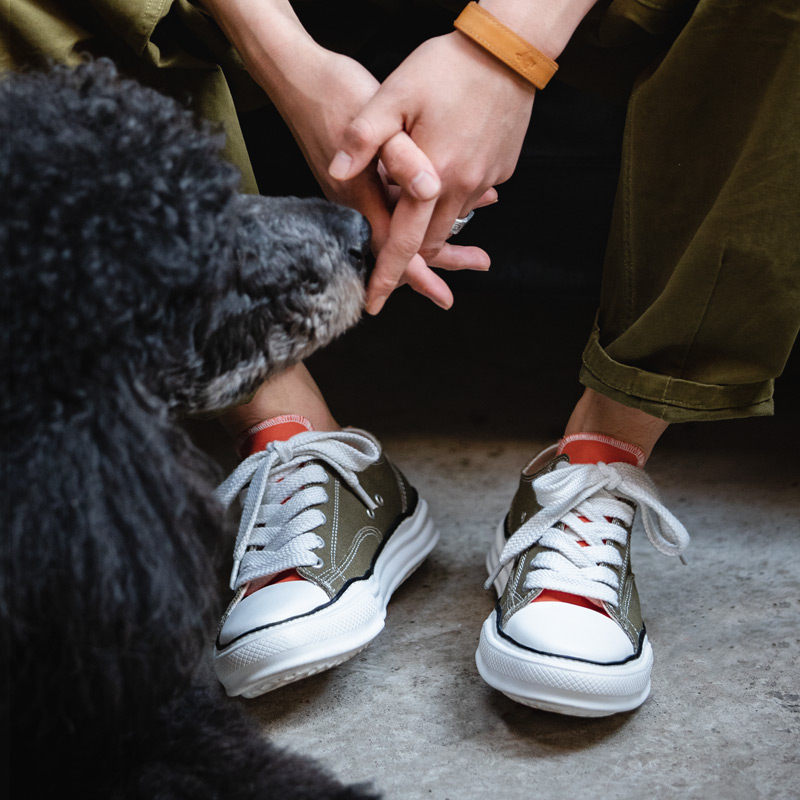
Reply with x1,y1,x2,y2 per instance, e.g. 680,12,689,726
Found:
476,520,653,717
215,498,437,698
476,615,653,717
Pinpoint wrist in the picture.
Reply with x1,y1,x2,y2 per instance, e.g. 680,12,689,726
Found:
477,0,596,60
445,28,538,97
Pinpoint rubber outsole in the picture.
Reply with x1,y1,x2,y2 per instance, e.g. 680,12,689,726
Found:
215,498,438,698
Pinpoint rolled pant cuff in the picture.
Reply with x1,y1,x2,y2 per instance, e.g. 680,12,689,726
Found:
579,327,774,423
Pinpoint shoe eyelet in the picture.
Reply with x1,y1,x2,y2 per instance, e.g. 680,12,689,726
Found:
314,558,324,568
315,536,325,549
373,493,384,507
366,508,376,519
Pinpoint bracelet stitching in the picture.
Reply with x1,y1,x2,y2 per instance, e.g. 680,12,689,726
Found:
454,2,558,90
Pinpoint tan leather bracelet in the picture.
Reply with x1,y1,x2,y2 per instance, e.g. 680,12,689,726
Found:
453,2,558,90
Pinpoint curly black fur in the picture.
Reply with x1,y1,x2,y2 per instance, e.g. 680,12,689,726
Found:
1,60,376,798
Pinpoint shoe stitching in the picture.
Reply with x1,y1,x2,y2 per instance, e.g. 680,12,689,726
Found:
319,527,382,589
388,460,407,513
328,479,340,568
315,479,358,582
503,515,530,615
503,556,531,624
617,577,638,642
314,460,396,586
317,517,378,583
615,525,640,642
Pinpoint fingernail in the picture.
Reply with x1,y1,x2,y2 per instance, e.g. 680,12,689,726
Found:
433,295,452,310
410,170,441,200
329,150,352,180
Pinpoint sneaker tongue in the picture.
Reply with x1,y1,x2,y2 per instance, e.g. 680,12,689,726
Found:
557,433,644,468
238,414,314,458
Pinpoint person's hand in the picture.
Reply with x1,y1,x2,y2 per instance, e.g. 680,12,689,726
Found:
203,0,493,310
329,31,536,313
275,46,495,310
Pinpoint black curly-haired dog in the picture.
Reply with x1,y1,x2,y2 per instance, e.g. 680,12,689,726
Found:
1,60,378,798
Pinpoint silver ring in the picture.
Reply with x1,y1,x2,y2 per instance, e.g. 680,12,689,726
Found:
449,210,474,237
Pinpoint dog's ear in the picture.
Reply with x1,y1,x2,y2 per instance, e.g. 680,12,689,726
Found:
164,195,370,414
0,59,246,432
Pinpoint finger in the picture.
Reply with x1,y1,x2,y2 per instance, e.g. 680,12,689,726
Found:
366,192,436,314
384,177,457,211
385,183,401,210
472,186,499,210
417,191,479,262
414,185,495,269
427,242,491,272
379,131,441,201
420,179,499,260
403,258,454,310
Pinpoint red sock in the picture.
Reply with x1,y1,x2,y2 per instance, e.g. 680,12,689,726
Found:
237,414,313,458
556,432,644,468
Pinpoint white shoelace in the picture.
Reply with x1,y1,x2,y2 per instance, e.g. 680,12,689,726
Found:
485,461,690,606
215,430,381,591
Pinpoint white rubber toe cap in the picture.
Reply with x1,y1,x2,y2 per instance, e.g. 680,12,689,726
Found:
219,581,329,647
503,601,635,663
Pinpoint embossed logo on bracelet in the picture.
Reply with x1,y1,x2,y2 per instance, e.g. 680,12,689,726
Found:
454,2,558,90
515,51,540,74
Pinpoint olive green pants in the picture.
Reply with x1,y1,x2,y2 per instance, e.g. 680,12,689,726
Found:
5,0,799,422
570,0,800,421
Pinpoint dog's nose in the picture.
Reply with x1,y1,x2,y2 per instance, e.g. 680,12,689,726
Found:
357,213,372,254
349,213,372,260
325,205,369,248
334,208,371,277
321,203,372,277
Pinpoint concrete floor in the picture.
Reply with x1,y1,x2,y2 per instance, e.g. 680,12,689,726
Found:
220,291,800,799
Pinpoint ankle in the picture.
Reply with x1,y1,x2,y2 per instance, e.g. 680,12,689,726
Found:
219,364,339,441
564,388,668,463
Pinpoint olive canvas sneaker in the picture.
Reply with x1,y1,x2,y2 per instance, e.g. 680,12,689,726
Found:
476,433,689,717
214,415,438,698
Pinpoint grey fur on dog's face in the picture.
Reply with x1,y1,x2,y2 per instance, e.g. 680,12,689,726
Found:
1,59,369,431
173,195,369,413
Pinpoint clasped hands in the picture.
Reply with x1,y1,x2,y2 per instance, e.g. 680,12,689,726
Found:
319,33,536,315
201,0,551,315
